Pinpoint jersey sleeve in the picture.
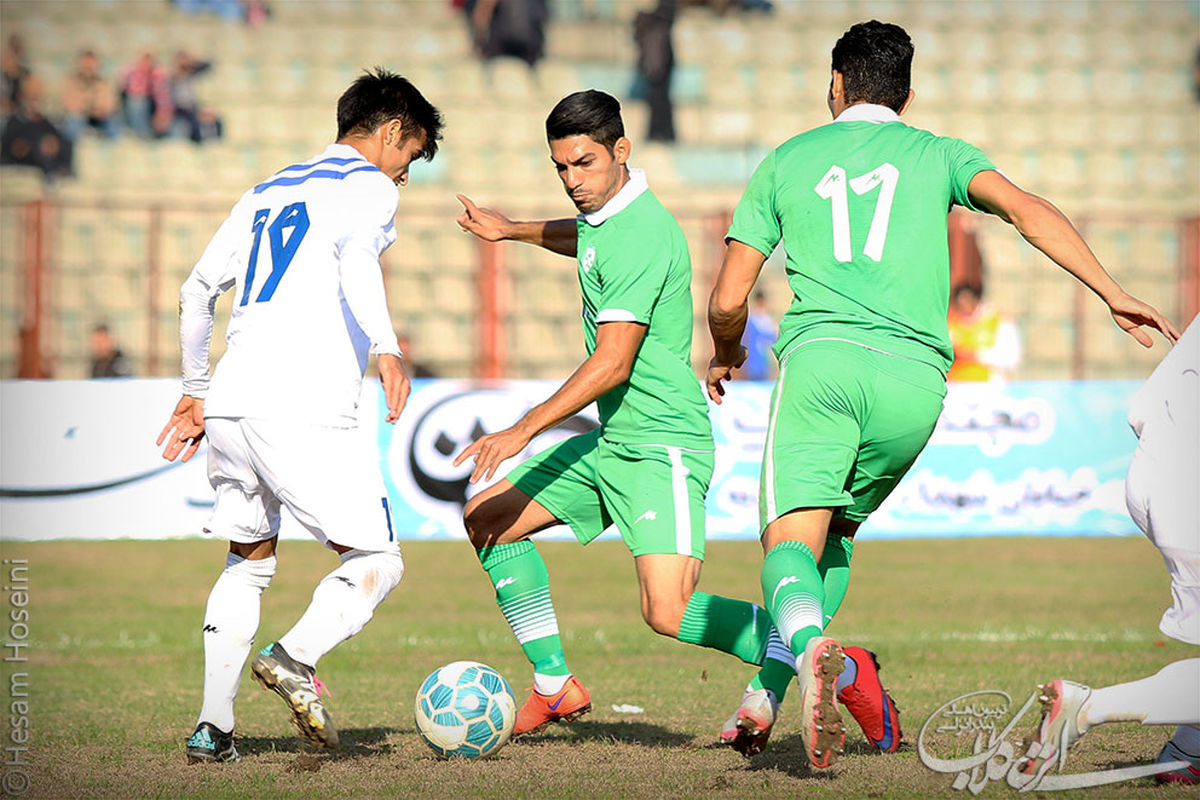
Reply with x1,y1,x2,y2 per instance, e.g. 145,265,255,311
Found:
594,229,668,324
337,172,402,357
725,151,781,258
179,196,246,397
943,137,996,212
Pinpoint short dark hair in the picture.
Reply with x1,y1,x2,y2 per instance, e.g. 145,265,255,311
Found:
336,68,444,160
831,21,913,112
545,90,625,151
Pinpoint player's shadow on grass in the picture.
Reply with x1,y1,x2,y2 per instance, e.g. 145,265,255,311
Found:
524,719,692,748
237,726,396,763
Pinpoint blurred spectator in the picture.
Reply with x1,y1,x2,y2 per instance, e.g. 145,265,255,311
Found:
398,333,437,378
1,34,33,119
634,0,676,143
121,52,173,139
60,50,120,141
947,284,1021,382
169,51,222,143
739,290,775,380
466,0,549,68
89,324,132,378
172,0,271,25
680,0,773,13
1,81,73,181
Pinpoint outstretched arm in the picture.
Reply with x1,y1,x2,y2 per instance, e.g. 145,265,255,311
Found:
456,193,578,257
968,170,1180,347
706,240,768,403
453,321,646,483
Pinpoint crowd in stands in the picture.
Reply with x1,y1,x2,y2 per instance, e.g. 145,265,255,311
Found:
1,34,224,181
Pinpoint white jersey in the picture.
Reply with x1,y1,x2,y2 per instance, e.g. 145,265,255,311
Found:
1128,314,1199,442
179,143,401,426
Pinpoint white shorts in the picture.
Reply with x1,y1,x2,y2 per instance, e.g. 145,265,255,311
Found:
205,417,398,553
1126,432,1200,645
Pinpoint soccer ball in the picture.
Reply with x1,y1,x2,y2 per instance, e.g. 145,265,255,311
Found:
414,661,517,758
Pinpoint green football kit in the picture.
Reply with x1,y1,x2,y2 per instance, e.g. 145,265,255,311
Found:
507,167,714,559
479,168,797,702
727,103,995,527
725,103,996,676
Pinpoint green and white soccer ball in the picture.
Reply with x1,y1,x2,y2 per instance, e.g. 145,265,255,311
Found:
414,660,517,758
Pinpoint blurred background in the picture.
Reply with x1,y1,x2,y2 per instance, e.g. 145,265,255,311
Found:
1,0,1197,383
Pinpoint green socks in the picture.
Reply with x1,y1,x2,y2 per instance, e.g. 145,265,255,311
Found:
677,591,796,702
477,541,568,676
677,591,772,665
818,534,854,624
761,539,825,658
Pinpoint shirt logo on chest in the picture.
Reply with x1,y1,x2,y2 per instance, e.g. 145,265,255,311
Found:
581,246,596,274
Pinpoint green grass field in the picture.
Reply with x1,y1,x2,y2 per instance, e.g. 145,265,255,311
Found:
0,536,1192,799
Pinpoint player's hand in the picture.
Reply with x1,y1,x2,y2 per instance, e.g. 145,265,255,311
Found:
1107,291,1181,348
453,424,533,484
157,395,206,462
378,353,411,424
456,194,512,242
705,347,748,404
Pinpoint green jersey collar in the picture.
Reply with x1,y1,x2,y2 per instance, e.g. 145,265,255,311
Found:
580,167,649,227
834,104,902,124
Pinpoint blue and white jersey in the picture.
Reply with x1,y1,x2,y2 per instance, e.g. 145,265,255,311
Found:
180,143,401,426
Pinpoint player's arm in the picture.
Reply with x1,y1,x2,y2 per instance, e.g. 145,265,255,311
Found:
159,206,242,462
706,239,768,403
968,170,1181,347
454,321,645,483
456,193,577,256
341,178,410,423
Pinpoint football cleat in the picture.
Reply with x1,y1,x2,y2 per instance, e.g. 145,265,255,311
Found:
513,675,592,737
251,642,339,749
186,722,239,764
838,646,902,752
718,687,780,756
1027,679,1091,773
1155,740,1200,785
798,636,846,769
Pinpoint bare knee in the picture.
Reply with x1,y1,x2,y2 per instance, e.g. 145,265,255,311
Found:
642,597,687,638
462,496,496,549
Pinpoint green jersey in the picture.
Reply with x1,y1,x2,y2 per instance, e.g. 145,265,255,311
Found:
575,168,713,449
727,104,995,375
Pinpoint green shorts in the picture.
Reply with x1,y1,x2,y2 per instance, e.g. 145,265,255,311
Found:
507,428,714,560
761,339,946,528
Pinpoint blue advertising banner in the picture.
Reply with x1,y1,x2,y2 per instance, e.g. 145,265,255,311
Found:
0,379,1141,541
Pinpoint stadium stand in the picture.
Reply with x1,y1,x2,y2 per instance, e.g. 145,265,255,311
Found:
0,0,1196,379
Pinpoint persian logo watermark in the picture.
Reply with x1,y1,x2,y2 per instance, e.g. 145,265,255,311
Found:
918,689,1186,793
2,559,30,797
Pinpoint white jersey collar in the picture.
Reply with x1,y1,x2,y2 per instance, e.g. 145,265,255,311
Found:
324,142,369,161
581,167,649,226
834,103,902,124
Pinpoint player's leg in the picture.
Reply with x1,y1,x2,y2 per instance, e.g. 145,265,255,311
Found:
188,417,281,764
465,430,610,735
1029,660,1200,774
245,421,401,749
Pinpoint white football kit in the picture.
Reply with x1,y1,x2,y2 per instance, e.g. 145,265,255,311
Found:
1125,314,1200,645
180,143,403,551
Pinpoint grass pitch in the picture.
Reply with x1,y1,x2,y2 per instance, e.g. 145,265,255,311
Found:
2,536,1192,799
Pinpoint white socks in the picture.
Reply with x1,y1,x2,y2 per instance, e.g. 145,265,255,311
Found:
197,553,276,732
533,673,571,696
278,549,405,669
1080,658,1200,732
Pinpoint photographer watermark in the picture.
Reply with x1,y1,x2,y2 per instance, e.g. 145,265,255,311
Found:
918,688,1186,793
3,559,30,797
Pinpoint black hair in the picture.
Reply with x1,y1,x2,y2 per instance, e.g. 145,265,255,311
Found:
336,67,444,160
545,89,625,151
831,21,913,112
